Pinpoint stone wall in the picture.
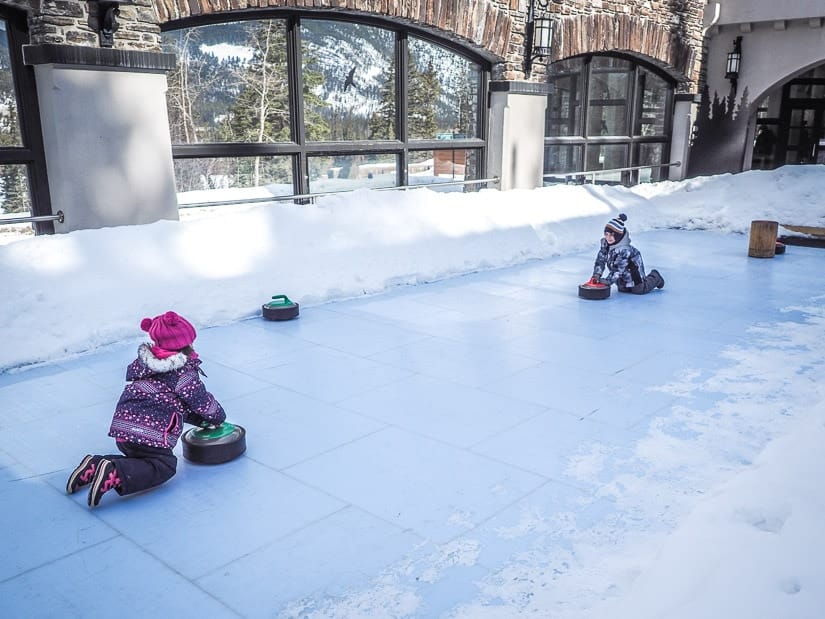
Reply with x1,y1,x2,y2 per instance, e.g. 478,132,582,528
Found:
155,0,515,63
0,0,162,50
1,0,704,89
152,0,704,86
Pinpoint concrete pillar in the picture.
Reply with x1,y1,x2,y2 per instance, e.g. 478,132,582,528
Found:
487,81,551,191
23,45,178,233
669,94,698,181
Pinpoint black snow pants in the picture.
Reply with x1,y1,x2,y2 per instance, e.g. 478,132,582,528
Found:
104,441,178,495
618,272,661,295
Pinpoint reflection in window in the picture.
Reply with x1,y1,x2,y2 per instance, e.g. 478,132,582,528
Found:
163,17,487,202
174,156,293,205
587,103,626,136
585,144,627,182
166,20,291,144
788,108,817,164
638,69,667,136
408,37,480,140
0,21,21,147
0,163,31,214
587,58,629,136
545,61,582,137
308,153,397,192
544,54,673,185
408,149,479,191
302,20,395,141
789,83,825,99
638,143,664,182
543,145,583,183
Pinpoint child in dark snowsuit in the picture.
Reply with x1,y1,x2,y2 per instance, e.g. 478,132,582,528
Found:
589,214,665,294
67,311,226,507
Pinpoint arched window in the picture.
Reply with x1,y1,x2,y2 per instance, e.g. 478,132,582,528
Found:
543,54,674,185
162,14,488,207
0,7,51,235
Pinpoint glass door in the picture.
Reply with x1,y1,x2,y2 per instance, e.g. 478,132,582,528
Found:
778,72,825,166
786,106,823,164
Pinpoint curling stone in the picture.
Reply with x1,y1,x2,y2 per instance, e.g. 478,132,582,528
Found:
774,241,786,255
262,294,299,321
578,281,610,300
182,423,247,464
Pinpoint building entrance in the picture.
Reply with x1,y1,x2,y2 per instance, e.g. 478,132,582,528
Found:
752,67,825,169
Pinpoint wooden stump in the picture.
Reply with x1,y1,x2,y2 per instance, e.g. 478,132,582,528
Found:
748,220,779,258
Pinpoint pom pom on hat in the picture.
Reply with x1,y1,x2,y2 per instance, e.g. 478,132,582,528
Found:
140,311,196,353
605,213,627,236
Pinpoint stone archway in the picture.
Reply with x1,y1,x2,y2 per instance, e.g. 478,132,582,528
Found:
554,13,698,86
152,0,512,61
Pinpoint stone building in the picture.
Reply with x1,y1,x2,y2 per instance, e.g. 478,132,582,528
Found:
696,1,825,175
0,1,715,233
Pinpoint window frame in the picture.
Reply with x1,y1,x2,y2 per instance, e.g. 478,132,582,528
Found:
162,11,489,197
0,6,52,233
543,52,675,186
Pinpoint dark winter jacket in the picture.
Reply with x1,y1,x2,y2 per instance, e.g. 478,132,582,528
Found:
592,233,647,289
109,344,226,449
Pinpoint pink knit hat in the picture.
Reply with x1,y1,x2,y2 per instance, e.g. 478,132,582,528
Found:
141,311,196,358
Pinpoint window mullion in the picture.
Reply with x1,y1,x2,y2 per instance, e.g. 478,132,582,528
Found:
289,15,308,195
396,31,409,187
4,8,53,231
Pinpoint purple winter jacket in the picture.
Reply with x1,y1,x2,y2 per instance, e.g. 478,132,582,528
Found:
108,344,226,449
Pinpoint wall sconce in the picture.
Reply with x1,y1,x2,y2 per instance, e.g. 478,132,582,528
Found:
523,0,555,78
86,0,136,48
725,36,742,93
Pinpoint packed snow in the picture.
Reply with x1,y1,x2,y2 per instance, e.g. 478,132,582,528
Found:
2,166,823,373
2,165,825,617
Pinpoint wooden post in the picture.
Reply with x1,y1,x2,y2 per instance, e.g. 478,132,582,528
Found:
748,220,779,258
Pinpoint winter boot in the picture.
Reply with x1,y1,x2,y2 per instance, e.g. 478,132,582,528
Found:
66,455,102,494
650,269,665,289
88,459,121,507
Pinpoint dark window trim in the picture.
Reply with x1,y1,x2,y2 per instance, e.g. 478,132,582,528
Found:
775,77,825,166
544,52,675,185
162,10,489,195
161,10,490,67
1,6,52,233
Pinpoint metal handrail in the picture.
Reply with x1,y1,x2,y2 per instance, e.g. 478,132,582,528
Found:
544,161,682,184
177,177,500,209
0,210,64,225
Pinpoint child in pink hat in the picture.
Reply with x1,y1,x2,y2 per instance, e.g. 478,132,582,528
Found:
66,311,226,507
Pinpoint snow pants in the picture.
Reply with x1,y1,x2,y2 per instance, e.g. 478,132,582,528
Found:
104,441,177,495
618,271,662,295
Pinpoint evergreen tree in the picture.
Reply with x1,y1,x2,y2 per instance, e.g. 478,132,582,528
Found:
0,44,28,213
408,60,440,139
220,20,328,187
455,70,476,137
301,50,330,142
369,64,396,139
222,21,292,187
222,20,291,145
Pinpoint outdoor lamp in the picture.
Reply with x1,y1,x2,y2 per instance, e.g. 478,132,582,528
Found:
86,0,136,48
725,36,742,92
523,0,556,78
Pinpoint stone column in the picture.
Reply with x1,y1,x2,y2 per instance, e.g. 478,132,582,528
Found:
669,93,698,181
487,81,551,191
22,44,178,233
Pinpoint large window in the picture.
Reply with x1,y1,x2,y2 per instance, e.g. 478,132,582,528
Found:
543,54,674,186
0,8,51,236
163,14,488,207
